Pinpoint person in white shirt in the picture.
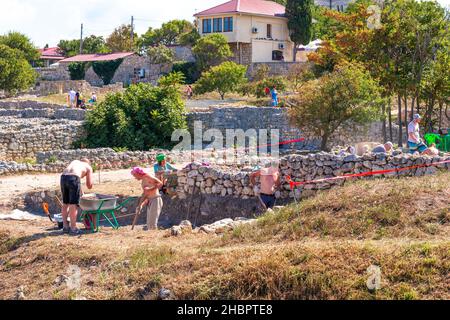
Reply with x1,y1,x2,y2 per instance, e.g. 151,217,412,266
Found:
67,89,76,108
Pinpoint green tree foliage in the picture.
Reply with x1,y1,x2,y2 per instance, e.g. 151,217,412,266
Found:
192,34,233,71
158,71,186,89
172,61,200,84
0,44,36,95
92,59,124,85
83,83,187,150
141,20,198,47
0,31,40,64
58,35,109,57
68,62,88,80
288,63,383,150
194,61,247,100
286,0,313,61
106,25,138,52
146,44,175,64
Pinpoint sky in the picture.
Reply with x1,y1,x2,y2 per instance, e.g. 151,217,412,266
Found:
0,0,449,48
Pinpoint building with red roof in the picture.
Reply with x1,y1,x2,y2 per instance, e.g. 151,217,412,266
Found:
58,52,135,63
194,0,295,64
36,47,65,67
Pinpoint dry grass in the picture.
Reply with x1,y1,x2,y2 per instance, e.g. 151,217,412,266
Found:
0,172,449,300
221,172,450,244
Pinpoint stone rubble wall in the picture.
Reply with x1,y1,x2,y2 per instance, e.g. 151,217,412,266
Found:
0,117,84,161
31,80,123,97
186,106,400,150
176,153,450,200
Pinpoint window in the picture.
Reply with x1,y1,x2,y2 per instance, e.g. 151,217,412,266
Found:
213,18,223,32
224,17,233,32
267,24,272,38
272,50,283,61
202,19,212,33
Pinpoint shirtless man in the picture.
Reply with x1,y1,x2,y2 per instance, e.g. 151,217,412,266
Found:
60,158,93,235
131,167,164,230
250,160,281,210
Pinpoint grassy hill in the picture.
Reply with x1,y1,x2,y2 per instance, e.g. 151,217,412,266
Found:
0,172,449,300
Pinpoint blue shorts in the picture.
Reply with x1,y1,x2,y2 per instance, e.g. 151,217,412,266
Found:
408,141,428,153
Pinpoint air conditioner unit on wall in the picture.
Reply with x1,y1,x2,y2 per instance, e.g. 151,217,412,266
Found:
252,27,258,34
278,43,285,50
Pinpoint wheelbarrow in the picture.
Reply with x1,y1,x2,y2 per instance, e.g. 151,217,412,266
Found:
78,194,137,233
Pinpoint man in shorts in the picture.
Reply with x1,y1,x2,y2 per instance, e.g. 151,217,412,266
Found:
250,160,281,210
60,158,93,235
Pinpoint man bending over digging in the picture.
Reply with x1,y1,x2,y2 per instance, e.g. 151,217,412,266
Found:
131,167,164,231
61,158,93,235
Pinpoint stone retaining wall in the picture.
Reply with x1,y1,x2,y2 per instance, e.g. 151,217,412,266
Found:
186,106,400,150
176,153,450,200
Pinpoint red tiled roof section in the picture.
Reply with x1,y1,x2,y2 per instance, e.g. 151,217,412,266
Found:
59,52,135,63
194,0,285,17
39,47,65,59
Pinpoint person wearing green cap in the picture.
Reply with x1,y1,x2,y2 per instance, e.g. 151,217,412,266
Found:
153,154,177,194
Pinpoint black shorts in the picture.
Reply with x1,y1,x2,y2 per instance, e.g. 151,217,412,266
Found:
61,175,81,205
260,193,276,209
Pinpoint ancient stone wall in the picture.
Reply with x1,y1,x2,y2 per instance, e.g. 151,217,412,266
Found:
229,43,252,66
35,66,70,81
176,153,450,201
247,62,309,78
186,106,400,150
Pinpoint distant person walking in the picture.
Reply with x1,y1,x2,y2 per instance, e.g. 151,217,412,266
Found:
271,87,279,107
67,88,76,108
186,85,193,100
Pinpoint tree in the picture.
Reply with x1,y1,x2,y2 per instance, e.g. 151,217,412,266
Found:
192,34,232,71
286,0,313,61
82,83,187,150
194,61,247,100
288,63,383,150
0,31,40,63
146,44,175,64
58,35,109,57
92,59,124,85
106,25,138,52
0,44,36,95
141,20,197,47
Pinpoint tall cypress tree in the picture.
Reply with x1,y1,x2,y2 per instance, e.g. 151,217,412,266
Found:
286,0,313,61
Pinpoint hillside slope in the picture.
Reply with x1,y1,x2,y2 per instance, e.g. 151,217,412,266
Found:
0,172,449,300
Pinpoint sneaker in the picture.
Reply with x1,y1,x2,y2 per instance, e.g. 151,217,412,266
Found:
63,227,70,234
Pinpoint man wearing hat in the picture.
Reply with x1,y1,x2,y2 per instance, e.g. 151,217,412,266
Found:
408,114,428,154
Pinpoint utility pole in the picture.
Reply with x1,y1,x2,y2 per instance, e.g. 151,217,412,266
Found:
130,16,134,49
79,23,84,54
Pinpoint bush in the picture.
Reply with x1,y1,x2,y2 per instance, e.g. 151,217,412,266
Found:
255,77,287,98
68,62,88,80
240,76,287,98
92,59,123,85
83,83,187,150
172,61,200,84
194,61,247,100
